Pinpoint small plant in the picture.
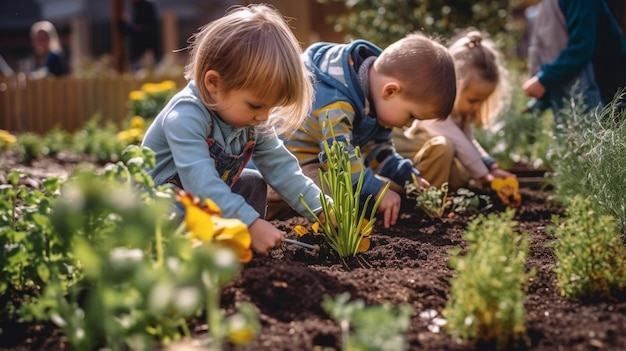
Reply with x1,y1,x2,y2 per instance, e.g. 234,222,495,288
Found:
323,292,413,351
405,176,450,218
301,122,388,258
14,132,48,164
548,195,626,301
42,127,73,156
449,188,493,215
72,116,127,162
443,209,530,350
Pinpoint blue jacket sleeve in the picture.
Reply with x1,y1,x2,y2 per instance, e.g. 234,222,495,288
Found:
538,0,600,87
252,128,324,222
363,137,420,189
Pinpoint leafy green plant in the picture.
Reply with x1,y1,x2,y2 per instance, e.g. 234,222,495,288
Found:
4,145,259,350
443,209,530,350
406,178,450,218
301,123,388,258
548,195,626,301
323,292,413,351
41,127,73,157
13,132,48,164
449,188,492,215
71,115,127,162
0,170,67,321
315,0,520,51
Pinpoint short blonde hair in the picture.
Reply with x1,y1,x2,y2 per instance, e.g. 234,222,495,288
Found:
448,30,511,129
375,33,456,119
184,4,312,135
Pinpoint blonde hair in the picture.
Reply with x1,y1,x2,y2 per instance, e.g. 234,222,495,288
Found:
375,32,456,119
184,4,312,135
30,20,62,52
448,30,511,129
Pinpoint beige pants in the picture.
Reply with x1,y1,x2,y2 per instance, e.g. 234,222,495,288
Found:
393,127,469,190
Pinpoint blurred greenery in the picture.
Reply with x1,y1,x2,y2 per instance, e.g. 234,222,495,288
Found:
316,0,524,51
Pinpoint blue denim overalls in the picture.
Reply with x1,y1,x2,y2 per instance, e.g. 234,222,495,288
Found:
168,123,256,189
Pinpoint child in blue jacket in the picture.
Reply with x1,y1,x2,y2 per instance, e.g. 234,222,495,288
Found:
268,33,457,228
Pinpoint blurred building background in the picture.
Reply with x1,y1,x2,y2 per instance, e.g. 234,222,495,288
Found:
0,0,347,76
1,0,624,76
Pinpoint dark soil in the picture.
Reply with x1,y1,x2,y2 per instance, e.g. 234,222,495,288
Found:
3,154,626,351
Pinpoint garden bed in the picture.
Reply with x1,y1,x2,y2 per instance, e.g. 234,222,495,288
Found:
2,156,626,351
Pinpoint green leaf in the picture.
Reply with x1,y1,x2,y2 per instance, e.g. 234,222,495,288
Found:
37,263,51,283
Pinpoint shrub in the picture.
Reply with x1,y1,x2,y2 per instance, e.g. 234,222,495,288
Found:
548,91,626,233
548,195,626,300
444,209,530,350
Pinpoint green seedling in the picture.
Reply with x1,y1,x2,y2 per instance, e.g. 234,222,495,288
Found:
301,120,388,258
406,176,450,218
323,292,413,351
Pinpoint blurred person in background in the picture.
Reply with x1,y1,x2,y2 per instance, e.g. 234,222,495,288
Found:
522,0,626,124
119,0,163,72
30,20,69,78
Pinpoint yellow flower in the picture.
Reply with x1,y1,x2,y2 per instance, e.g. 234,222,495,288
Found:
117,130,130,142
177,191,253,263
490,177,521,208
129,90,146,101
117,128,144,144
357,238,370,252
159,80,176,91
228,326,255,345
179,192,215,242
294,225,308,237
360,218,372,237
141,83,160,94
312,221,320,233
0,129,17,148
130,116,145,129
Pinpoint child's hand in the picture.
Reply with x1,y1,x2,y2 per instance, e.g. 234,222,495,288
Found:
490,168,516,179
414,175,430,189
376,189,401,228
248,219,285,255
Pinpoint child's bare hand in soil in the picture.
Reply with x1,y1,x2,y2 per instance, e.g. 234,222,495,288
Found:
377,189,401,228
249,219,285,255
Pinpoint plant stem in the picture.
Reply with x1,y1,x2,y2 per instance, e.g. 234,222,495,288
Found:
206,272,223,351
154,217,164,267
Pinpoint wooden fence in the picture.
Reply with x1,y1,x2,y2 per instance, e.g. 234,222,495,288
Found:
0,75,186,135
